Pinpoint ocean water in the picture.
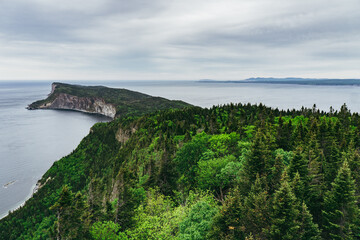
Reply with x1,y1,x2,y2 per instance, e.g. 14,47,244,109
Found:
0,82,109,219
102,81,360,112
1,80,360,218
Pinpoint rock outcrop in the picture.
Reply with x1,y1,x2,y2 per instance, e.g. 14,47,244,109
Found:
35,93,116,118
115,127,137,144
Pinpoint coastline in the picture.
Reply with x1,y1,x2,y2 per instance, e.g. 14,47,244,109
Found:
28,107,114,120
0,182,37,220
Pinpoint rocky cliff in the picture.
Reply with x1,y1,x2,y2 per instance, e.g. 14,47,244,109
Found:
35,92,116,118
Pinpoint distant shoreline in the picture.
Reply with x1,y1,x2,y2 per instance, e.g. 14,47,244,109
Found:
199,78,360,86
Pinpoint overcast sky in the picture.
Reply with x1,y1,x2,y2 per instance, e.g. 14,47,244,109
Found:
0,0,359,81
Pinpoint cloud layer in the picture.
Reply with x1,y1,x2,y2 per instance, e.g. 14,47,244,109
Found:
0,0,359,80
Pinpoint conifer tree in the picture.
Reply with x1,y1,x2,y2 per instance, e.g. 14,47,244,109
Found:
269,173,300,240
344,146,360,195
71,192,92,239
289,148,309,181
50,185,73,240
323,133,341,187
50,187,92,239
298,202,321,240
240,129,272,193
242,175,270,239
306,135,326,225
291,172,305,202
276,117,291,150
268,154,285,195
246,130,272,178
289,148,310,211
209,188,244,240
322,160,359,239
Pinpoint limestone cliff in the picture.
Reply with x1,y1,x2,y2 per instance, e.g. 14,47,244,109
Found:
35,92,116,118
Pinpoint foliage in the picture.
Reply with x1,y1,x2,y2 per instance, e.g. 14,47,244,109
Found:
322,160,359,239
268,175,300,240
179,201,218,240
1,102,360,240
90,221,127,240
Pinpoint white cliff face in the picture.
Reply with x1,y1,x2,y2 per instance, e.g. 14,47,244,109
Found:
50,83,57,95
38,93,116,118
93,99,116,118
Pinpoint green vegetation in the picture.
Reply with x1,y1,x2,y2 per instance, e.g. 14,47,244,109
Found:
2,101,360,239
28,82,191,117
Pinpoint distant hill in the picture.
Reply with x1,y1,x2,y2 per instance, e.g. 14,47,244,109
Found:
199,77,360,86
28,82,192,118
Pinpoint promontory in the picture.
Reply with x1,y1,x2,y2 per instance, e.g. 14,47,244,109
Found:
27,82,191,118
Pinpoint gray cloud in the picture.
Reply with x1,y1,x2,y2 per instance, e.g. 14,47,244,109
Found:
0,0,359,80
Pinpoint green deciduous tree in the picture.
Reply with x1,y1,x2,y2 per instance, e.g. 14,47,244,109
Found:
90,221,127,240
197,154,240,201
174,132,209,190
179,201,218,240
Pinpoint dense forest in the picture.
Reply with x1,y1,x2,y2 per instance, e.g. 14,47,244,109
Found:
1,101,360,239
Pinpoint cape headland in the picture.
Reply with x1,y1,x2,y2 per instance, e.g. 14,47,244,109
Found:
27,82,191,118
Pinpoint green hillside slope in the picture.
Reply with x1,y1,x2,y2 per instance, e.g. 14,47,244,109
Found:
2,102,360,239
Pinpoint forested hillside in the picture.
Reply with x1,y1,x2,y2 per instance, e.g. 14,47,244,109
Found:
1,102,360,239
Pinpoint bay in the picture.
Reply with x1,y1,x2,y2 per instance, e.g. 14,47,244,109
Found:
0,82,109,219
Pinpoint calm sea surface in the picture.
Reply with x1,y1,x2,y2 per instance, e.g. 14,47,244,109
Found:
1,80,360,218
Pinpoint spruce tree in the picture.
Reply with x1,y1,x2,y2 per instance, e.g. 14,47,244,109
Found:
268,154,285,195
269,173,300,240
241,175,270,239
71,192,92,239
298,202,321,240
276,117,291,151
240,129,272,193
344,146,360,195
288,147,309,183
50,187,92,239
209,188,245,240
291,172,305,202
323,134,341,187
322,160,359,239
50,185,73,240
306,135,326,225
